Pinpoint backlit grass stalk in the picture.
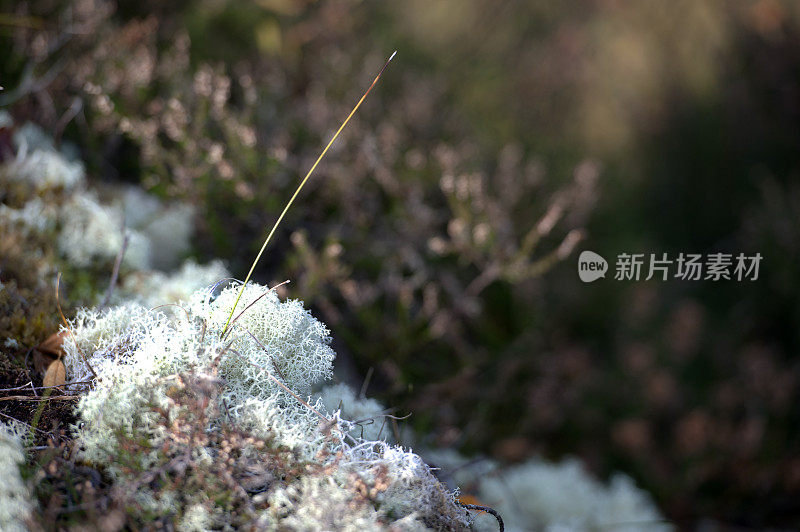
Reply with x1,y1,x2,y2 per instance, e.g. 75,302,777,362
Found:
221,51,396,337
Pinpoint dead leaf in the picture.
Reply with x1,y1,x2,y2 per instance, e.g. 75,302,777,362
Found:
456,493,489,507
38,330,68,358
32,348,57,376
43,360,66,389
34,330,69,377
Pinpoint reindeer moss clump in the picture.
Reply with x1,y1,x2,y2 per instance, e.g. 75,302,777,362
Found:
0,422,33,532
1,111,469,529
60,282,470,530
0,112,211,348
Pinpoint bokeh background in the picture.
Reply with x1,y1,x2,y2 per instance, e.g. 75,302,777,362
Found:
2,0,799,527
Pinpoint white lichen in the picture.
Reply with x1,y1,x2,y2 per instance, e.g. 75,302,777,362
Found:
119,259,230,308
264,474,386,531
262,442,467,530
1,115,198,276
120,186,195,270
179,503,214,532
62,282,337,464
319,383,390,441
187,283,336,398
0,197,60,235
360,444,467,529
58,191,151,270
61,282,470,529
426,450,670,532
64,304,203,468
1,127,85,192
0,422,33,532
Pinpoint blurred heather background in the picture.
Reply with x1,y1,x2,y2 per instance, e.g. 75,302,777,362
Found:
2,0,799,527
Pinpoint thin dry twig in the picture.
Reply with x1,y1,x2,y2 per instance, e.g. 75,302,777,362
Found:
0,58,65,106
0,382,34,392
100,232,129,308
458,502,504,532
0,380,93,393
0,395,80,402
223,343,328,423
54,96,83,146
359,366,374,399
350,411,411,441
242,329,288,384
350,410,411,426
0,411,50,434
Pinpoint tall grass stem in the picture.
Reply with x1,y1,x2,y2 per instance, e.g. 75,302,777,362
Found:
221,51,396,336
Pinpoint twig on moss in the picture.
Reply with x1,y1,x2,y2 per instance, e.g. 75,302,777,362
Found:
359,366,374,399
458,502,504,532
100,232,129,308
221,397,234,424
0,381,93,393
0,395,80,401
0,411,49,435
242,329,288,384
0,381,34,392
223,342,329,423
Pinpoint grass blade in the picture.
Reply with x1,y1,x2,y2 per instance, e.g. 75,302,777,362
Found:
221,51,396,336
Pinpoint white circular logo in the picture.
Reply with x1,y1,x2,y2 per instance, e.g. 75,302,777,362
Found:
578,250,608,283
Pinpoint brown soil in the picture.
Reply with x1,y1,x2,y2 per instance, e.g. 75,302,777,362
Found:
0,348,78,447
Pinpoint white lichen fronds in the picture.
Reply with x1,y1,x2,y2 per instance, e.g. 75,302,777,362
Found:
319,383,391,441
60,282,470,529
427,450,670,532
120,186,196,270
63,304,204,467
62,282,339,466
0,422,34,532
119,259,230,308
0,116,85,193
264,442,468,530
0,114,198,275
0,197,60,235
264,474,387,530
350,443,468,528
58,191,152,270
187,283,336,397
